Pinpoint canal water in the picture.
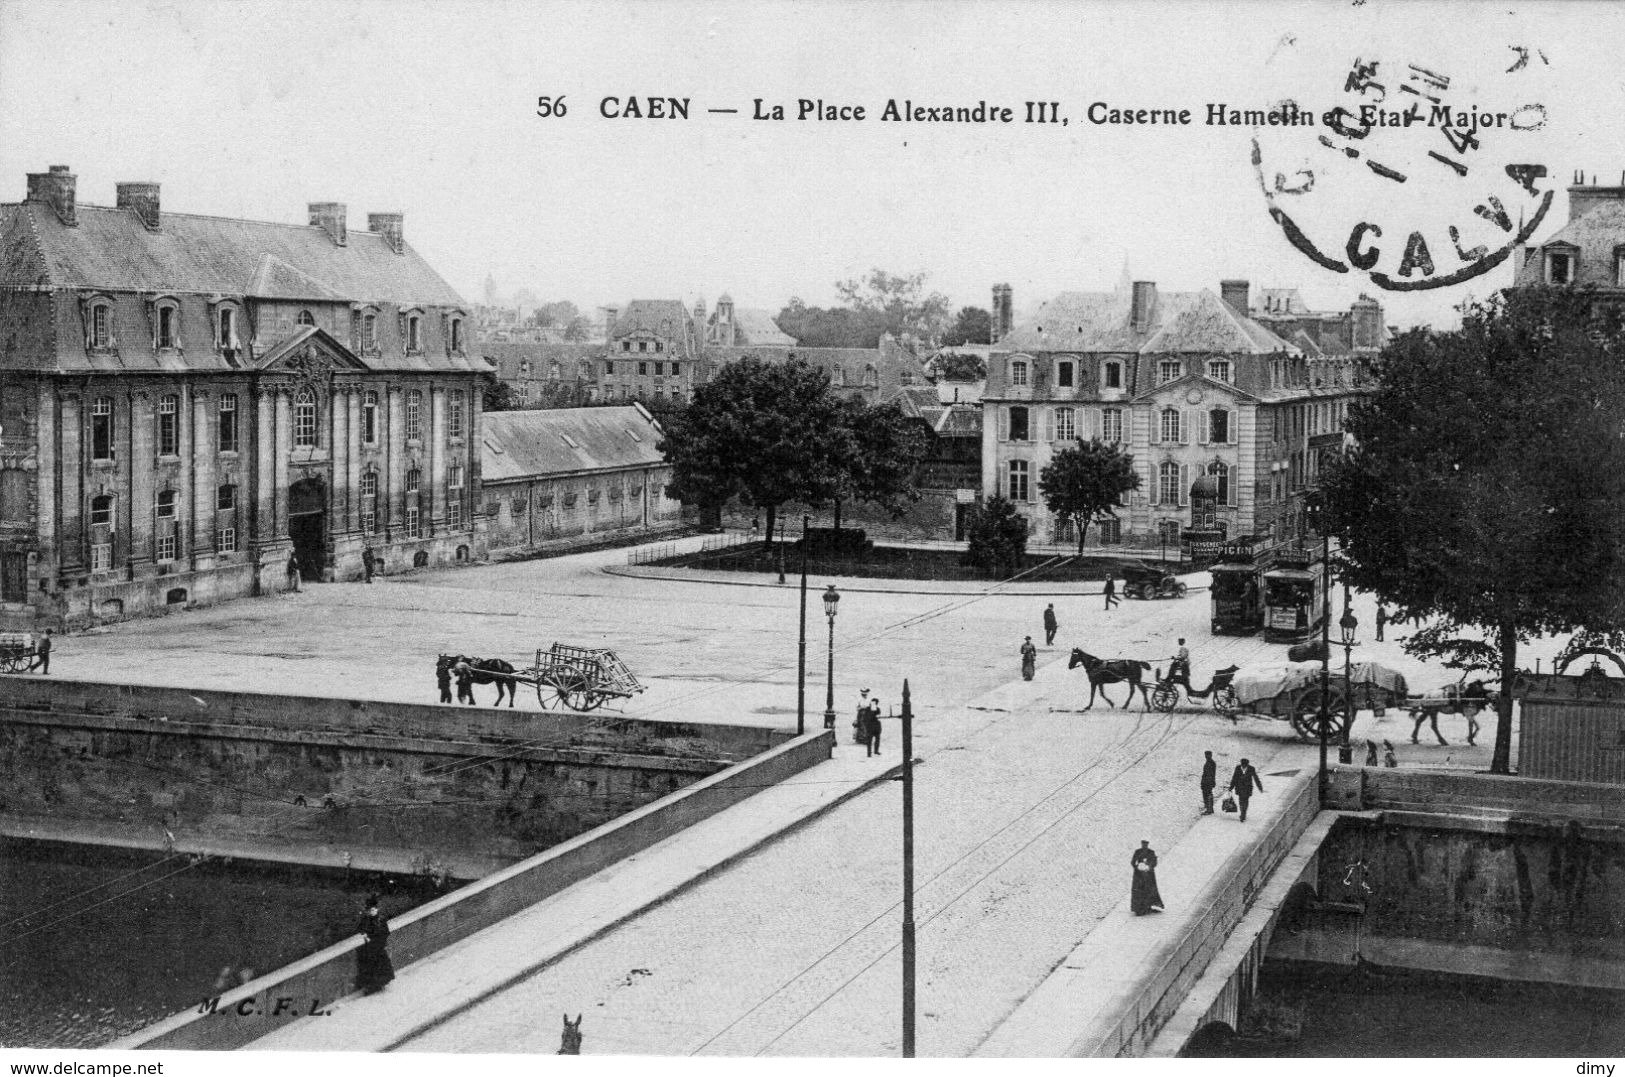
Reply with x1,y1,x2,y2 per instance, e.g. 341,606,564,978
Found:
0,838,456,1048
1222,963,1625,1056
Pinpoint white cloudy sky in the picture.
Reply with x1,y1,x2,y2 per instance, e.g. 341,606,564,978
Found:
2,0,1623,330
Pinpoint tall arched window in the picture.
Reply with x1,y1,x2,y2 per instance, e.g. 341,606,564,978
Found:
293,387,318,447
362,391,379,444
1158,461,1181,505
157,394,180,456
448,390,465,439
218,393,239,453
1159,407,1181,444
360,469,379,532
1209,461,1230,505
1008,459,1030,502
91,396,115,461
405,390,423,440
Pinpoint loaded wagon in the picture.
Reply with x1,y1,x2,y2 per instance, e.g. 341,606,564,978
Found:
1223,659,1408,742
0,632,39,674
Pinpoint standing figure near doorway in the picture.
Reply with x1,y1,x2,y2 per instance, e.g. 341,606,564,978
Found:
286,553,301,592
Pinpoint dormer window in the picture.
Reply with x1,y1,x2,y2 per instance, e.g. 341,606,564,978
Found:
1103,361,1123,389
157,304,178,350
297,310,316,327
1159,360,1182,384
216,306,239,350
449,316,464,353
406,314,422,353
88,300,114,350
1010,359,1029,387
1207,359,1232,383
1057,360,1075,388
360,310,379,353
1546,248,1575,285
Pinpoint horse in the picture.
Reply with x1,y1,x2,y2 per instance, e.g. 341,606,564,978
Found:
1407,679,1495,746
1068,648,1153,710
558,1013,583,1054
437,654,520,707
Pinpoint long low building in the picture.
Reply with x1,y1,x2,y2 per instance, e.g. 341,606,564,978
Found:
480,404,686,552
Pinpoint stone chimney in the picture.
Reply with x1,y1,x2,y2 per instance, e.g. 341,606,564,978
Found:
308,202,347,246
1351,293,1384,352
992,283,1013,342
602,306,618,341
1567,171,1625,224
1130,281,1157,333
367,212,404,254
1220,279,1250,315
116,182,161,230
26,165,77,226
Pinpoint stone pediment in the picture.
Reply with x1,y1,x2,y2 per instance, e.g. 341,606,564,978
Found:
255,326,371,376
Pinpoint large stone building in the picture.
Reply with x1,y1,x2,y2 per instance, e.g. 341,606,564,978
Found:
0,166,490,627
983,278,1380,550
1514,171,1625,297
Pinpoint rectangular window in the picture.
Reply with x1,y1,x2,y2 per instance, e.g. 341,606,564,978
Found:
361,503,377,533
158,395,179,456
638,361,648,376
1008,460,1030,502
156,533,177,563
217,526,237,553
156,490,177,519
91,305,111,348
622,341,631,352
406,391,423,440
605,360,615,376
1010,361,1029,387
1098,517,1121,545
218,393,239,453
362,314,377,352
158,306,176,349
1009,407,1029,442
1054,407,1076,440
218,308,236,349
1209,409,1230,444
91,397,115,461
405,505,421,538
448,390,465,439
1207,360,1232,383
670,362,681,376
1057,362,1074,388
91,543,112,573
1102,408,1123,443
447,500,463,528
1158,360,1181,385
216,484,235,511
654,361,664,375
638,342,648,353
363,392,379,444
1104,362,1122,389
1548,251,1574,285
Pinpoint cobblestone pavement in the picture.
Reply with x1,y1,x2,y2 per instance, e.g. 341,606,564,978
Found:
42,539,1555,1055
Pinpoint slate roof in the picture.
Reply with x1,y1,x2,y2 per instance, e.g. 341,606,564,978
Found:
481,405,666,483
480,340,604,380
731,308,797,345
1514,199,1625,289
0,201,467,305
996,288,1296,356
611,300,694,339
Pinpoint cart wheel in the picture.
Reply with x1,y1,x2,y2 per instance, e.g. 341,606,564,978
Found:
1211,686,1239,718
1290,685,1347,742
1175,583,1188,598
556,672,593,711
578,692,606,712
1152,684,1179,712
2,652,24,674
535,678,557,709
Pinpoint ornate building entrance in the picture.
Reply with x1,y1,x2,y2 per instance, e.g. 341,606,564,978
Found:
288,478,327,581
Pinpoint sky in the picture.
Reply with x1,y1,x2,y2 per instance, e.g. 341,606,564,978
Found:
3,0,1624,333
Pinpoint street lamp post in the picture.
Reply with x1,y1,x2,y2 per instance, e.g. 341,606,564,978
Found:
1339,585,1360,766
900,680,916,1058
1317,534,1332,804
797,515,810,736
823,585,840,732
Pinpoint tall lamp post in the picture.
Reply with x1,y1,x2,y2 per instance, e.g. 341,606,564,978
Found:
823,585,840,732
1338,585,1360,765
1317,533,1332,804
797,514,810,736
900,680,916,1058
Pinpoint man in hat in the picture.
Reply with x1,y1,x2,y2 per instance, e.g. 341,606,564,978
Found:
865,697,884,756
1020,636,1038,681
355,895,394,995
1043,603,1059,646
286,552,301,592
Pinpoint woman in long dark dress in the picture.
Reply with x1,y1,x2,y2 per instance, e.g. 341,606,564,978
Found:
1130,840,1163,915
356,895,395,994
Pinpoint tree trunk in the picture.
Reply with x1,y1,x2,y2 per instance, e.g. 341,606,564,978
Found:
1491,621,1518,775
764,504,778,549
834,499,843,532
1076,515,1089,556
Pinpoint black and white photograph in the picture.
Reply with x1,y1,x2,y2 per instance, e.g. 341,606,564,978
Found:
2,0,1625,1066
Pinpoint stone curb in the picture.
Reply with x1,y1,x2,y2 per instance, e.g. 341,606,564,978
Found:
604,561,1211,599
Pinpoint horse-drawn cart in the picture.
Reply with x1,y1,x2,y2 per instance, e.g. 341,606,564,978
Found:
1225,660,1408,741
0,632,39,674
527,643,645,712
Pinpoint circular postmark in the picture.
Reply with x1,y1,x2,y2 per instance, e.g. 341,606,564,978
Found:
1252,33,1556,291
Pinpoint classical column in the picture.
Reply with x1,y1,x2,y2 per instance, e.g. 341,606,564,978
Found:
467,379,484,533
58,390,83,573
330,383,347,534
254,388,275,547
428,387,446,533
190,388,215,563
274,387,291,539
128,390,154,568
346,388,362,533
386,386,405,531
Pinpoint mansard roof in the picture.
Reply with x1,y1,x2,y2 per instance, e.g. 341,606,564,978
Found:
611,300,694,338
730,308,797,345
0,201,467,307
1514,200,1625,289
996,287,1297,356
481,405,666,482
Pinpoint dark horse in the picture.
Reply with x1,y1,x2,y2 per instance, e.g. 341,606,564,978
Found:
437,654,520,707
558,1013,583,1054
1068,649,1153,710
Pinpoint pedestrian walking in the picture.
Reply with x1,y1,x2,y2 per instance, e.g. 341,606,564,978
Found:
1365,739,1379,767
28,629,52,674
1228,758,1264,822
1043,603,1059,646
1103,575,1119,609
865,698,883,756
1375,605,1387,642
1383,740,1398,768
1199,749,1217,815
362,546,376,584
436,659,453,704
1020,636,1038,681
354,895,395,995
286,553,301,592
848,687,871,735
454,660,476,705
1130,840,1164,915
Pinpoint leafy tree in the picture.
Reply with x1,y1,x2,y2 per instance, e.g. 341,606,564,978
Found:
941,306,993,347
483,376,518,412
824,398,931,529
965,495,1029,578
931,351,988,380
1038,440,1141,553
1319,287,1625,774
775,298,887,349
658,356,847,542
529,300,593,341
835,268,953,346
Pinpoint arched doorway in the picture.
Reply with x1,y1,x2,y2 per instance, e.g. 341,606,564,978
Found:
288,477,327,581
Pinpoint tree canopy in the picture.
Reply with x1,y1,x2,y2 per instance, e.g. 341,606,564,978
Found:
825,397,932,527
1038,440,1141,553
776,268,952,349
1318,286,1625,773
965,495,1029,579
941,306,993,347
